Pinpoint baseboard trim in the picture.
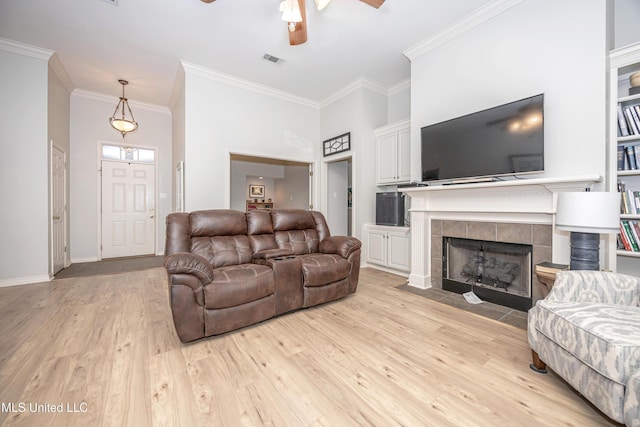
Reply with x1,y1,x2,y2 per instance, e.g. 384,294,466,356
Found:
0,274,51,288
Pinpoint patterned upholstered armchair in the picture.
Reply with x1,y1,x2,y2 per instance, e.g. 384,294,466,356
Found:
528,270,640,426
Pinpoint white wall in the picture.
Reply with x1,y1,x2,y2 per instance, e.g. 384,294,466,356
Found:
0,42,51,285
409,0,610,188
170,67,186,213
69,91,172,261
182,63,319,212
388,83,411,123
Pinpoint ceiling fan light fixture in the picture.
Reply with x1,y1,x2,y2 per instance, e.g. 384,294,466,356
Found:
109,79,138,138
315,0,332,10
280,0,302,31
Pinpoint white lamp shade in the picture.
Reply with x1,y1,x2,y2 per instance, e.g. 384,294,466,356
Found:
280,0,302,23
556,192,620,234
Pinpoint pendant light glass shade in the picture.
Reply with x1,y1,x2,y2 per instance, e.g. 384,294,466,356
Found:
109,80,138,137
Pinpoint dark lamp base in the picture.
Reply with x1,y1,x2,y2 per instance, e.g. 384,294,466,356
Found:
569,232,599,271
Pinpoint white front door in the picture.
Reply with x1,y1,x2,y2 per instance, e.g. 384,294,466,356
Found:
101,160,155,258
52,145,66,274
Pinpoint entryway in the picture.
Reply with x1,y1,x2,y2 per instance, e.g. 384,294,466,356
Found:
325,155,353,236
51,145,67,275
100,143,156,259
229,154,313,212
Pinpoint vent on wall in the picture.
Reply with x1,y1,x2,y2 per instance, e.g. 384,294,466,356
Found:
263,53,284,64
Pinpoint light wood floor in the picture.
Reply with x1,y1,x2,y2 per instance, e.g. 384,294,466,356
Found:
0,267,620,426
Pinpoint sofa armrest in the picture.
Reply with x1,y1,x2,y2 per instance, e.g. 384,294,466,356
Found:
164,252,214,286
252,248,294,260
319,236,362,259
546,270,639,306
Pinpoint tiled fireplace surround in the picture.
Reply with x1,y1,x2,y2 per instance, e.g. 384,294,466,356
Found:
402,175,603,305
432,219,550,303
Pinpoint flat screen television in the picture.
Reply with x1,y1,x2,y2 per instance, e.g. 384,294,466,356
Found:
420,94,544,183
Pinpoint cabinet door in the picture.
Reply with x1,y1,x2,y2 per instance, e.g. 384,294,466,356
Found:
366,228,387,266
376,133,398,184
387,230,411,272
397,127,411,183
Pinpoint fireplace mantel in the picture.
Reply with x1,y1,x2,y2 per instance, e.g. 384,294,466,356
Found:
401,175,603,289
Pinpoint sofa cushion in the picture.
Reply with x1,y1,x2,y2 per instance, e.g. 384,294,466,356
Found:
190,210,247,237
271,209,316,231
192,235,253,268
275,230,319,255
299,254,349,287
532,300,640,385
204,264,275,310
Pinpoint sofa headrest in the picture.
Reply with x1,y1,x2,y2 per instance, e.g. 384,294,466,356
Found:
189,210,247,237
271,209,316,231
247,210,274,235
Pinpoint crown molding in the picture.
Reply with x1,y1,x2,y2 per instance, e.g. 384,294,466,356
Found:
181,61,320,110
0,37,53,61
48,53,75,94
388,79,411,96
320,77,389,108
168,64,185,111
403,0,524,61
72,89,171,114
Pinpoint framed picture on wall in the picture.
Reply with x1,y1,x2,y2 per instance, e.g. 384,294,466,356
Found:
249,184,265,198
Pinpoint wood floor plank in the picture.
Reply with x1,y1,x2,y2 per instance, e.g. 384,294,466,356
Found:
0,266,620,426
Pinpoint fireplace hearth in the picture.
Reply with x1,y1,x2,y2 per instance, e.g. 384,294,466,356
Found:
443,237,533,311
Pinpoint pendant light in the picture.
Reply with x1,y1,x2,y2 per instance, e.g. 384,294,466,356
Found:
280,0,302,32
109,79,138,137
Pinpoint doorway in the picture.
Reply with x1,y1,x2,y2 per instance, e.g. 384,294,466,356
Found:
230,154,313,212
51,144,66,274
100,144,156,259
326,156,353,236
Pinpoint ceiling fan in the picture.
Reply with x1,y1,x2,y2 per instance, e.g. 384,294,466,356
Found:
199,0,385,46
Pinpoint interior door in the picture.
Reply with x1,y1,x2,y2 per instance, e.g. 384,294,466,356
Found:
101,161,155,258
52,145,66,274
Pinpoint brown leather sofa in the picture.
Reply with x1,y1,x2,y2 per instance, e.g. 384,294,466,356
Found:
164,208,362,342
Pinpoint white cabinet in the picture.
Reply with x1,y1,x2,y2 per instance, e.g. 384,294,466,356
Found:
375,119,411,185
365,224,410,272
608,42,640,276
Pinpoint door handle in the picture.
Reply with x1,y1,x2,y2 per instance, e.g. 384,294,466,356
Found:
149,215,154,218
53,216,60,220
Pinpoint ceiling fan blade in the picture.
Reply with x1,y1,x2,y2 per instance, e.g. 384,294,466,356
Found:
288,0,307,46
200,0,216,3
358,0,384,8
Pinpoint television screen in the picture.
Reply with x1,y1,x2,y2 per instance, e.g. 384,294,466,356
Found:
420,94,544,183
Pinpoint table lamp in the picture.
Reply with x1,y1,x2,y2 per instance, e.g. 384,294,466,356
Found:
556,191,620,270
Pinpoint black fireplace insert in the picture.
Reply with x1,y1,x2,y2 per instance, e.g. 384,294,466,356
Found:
443,237,533,311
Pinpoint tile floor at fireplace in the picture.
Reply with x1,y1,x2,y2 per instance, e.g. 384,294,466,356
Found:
395,284,528,330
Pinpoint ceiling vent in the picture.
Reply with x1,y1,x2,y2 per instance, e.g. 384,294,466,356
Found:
263,53,284,64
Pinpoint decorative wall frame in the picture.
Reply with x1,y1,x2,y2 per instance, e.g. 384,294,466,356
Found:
249,184,265,198
323,132,351,157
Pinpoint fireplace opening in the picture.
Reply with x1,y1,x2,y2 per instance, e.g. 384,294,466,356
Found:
443,237,533,311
